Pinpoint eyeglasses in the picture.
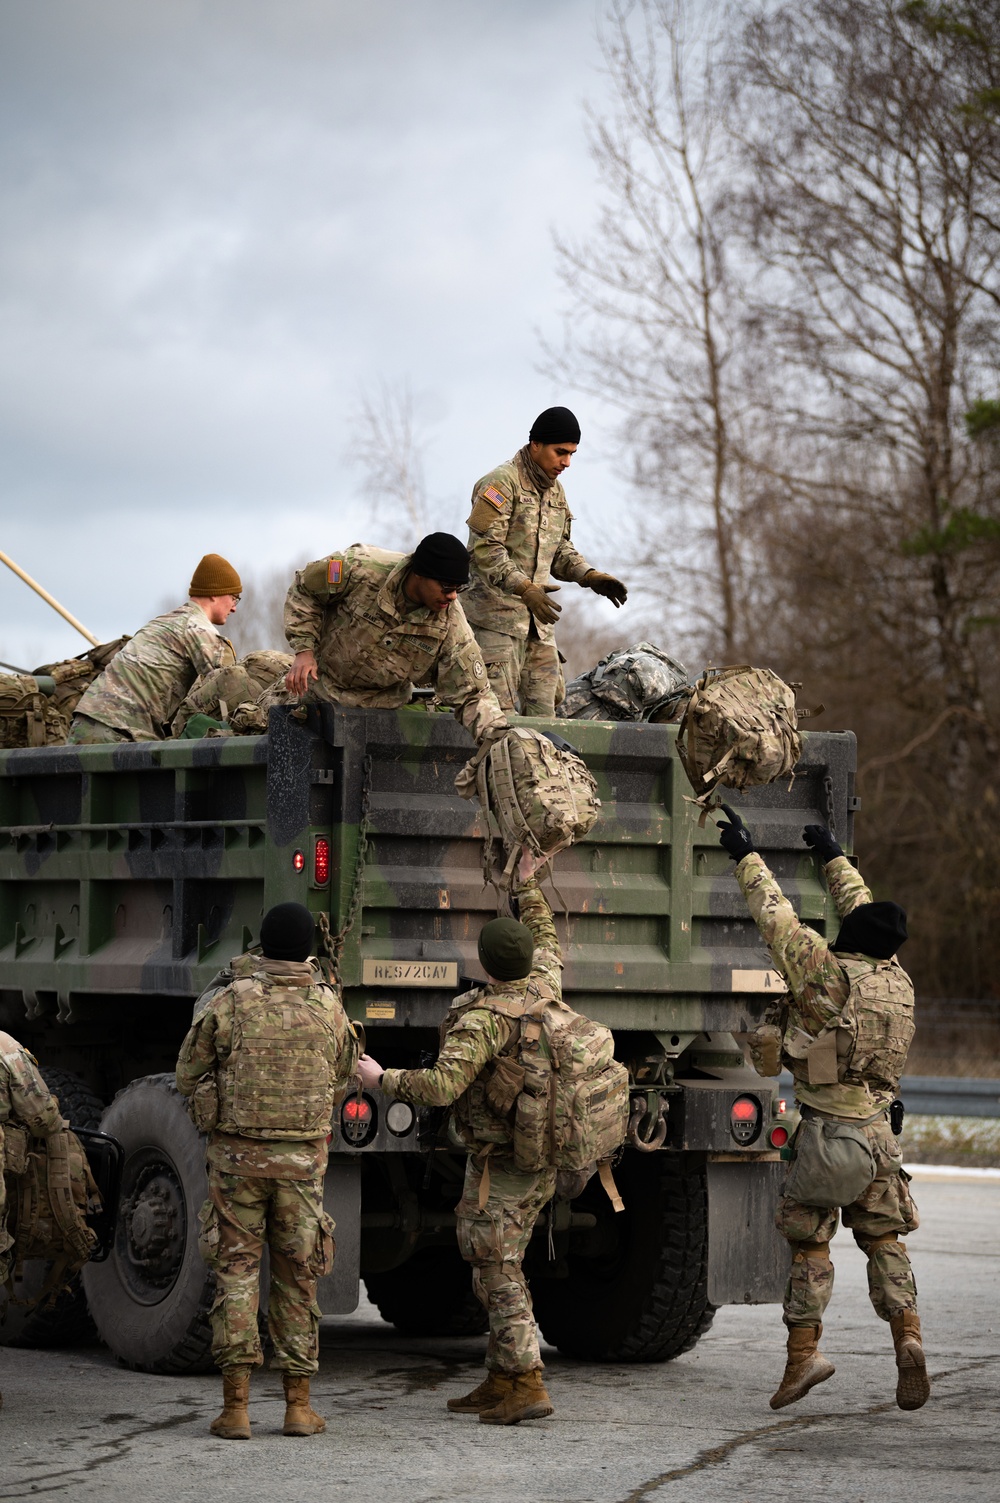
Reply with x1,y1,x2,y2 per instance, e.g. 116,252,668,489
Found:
432,580,471,594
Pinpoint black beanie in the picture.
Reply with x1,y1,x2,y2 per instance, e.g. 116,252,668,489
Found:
410,532,470,585
833,901,908,961
260,902,316,963
478,917,535,981
529,406,581,444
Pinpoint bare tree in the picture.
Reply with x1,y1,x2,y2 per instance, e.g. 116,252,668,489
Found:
347,378,433,549
549,0,751,658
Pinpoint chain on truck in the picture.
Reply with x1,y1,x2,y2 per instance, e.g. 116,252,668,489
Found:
0,699,858,1370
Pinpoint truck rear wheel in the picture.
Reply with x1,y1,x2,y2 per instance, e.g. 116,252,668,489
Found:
365,1245,488,1337
82,1074,215,1373
0,1067,105,1350
531,1151,716,1362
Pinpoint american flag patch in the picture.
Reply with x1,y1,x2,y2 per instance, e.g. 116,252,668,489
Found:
328,557,343,585
482,486,506,510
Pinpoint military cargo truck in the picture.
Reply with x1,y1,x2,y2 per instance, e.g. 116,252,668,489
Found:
0,704,857,1371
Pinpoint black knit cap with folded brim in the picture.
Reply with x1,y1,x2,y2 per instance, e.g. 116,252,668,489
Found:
260,902,316,963
410,532,470,586
833,901,908,961
478,917,535,981
529,406,581,444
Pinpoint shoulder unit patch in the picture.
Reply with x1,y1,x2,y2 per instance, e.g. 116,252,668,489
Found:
327,556,344,586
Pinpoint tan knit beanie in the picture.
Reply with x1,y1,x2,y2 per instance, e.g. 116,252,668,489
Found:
189,554,242,597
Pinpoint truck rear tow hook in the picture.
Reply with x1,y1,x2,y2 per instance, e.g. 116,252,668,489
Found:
628,1094,667,1152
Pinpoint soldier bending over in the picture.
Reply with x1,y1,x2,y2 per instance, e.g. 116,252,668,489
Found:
716,808,929,1412
358,876,563,1426
176,903,358,1439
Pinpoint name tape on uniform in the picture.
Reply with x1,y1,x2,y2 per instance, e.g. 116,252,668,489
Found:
362,959,459,988
731,968,785,993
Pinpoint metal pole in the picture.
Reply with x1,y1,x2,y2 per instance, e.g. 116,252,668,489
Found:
0,547,100,646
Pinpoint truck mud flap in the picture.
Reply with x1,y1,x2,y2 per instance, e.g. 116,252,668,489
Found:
318,1159,361,1315
706,1159,790,1305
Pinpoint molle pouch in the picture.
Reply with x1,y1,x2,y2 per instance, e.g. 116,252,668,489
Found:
3,1122,29,1176
783,1115,877,1208
188,1074,220,1134
746,1024,782,1077
483,1055,525,1116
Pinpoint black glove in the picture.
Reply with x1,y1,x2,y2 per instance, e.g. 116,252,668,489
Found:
717,804,755,861
803,824,844,863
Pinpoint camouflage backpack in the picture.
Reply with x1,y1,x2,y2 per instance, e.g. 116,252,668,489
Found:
0,636,130,749
676,665,808,796
456,728,600,889
560,642,690,723
2,1122,101,1303
450,984,628,1208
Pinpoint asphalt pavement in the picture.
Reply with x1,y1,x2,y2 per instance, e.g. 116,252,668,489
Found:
0,1169,996,1503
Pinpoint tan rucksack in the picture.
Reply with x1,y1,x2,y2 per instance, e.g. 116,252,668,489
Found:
2,1123,101,1306
677,665,811,796
456,728,600,888
0,637,130,749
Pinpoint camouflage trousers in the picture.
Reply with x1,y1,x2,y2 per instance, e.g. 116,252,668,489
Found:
776,1115,920,1328
472,627,562,717
198,1169,335,1375
456,1154,556,1375
67,715,132,744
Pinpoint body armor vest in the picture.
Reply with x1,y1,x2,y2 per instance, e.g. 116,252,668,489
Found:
217,976,341,1139
786,955,914,1114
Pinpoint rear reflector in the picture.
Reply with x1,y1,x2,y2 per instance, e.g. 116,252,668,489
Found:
769,1125,790,1148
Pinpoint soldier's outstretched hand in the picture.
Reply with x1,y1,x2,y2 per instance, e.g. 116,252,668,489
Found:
585,570,628,607
520,583,562,625
356,1054,383,1091
286,649,320,696
716,804,755,861
802,824,844,864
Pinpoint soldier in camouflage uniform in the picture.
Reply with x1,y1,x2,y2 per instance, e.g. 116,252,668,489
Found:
357,876,562,1426
463,407,627,716
716,808,929,1413
176,903,358,1440
69,554,241,743
0,1032,67,1407
284,532,507,742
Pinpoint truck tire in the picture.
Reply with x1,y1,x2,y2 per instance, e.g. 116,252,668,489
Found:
365,1245,489,1337
531,1151,716,1362
0,1067,105,1350
82,1074,215,1373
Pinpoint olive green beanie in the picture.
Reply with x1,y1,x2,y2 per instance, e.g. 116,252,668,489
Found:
478,917,534,980
189,554,242,596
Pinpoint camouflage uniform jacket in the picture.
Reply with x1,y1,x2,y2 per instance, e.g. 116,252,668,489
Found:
0,1033,66,1262
463,453,593,643
72,603,235,740
736,853,913,1118
176,958,358,1180
284,544,507,742
381,881,562,1150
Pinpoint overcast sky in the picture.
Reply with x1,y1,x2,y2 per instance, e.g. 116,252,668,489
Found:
0,0,648,668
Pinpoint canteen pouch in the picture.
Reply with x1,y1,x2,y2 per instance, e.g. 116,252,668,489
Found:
783,1114,877,1208
187,1073,220,1134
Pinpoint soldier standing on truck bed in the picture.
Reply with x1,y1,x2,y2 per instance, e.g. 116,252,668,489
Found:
175,902,358,1440
716,808,930,1413
357,876,563,1426
68,554,241,744
462,407,628,716
283,531,508,742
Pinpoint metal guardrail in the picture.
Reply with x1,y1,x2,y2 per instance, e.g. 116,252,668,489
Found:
778,1073,1000,1119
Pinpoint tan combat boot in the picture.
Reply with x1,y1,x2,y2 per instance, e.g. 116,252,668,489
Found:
890,1310,931,1411
479,1368,554,1425
210,1367,252,1439
282,1374,327,1436
447,1372,514,1414
769,1324,836,1410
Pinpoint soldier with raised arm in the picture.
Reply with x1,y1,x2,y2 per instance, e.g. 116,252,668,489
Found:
463,407,627,716
357,876,564,1426
283,531,507,743
716,807,929,1414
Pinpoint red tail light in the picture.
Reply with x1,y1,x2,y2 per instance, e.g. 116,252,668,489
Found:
730,1095,761,1145
292,850,305,872
769,1125,790,1148
314,837,330,886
